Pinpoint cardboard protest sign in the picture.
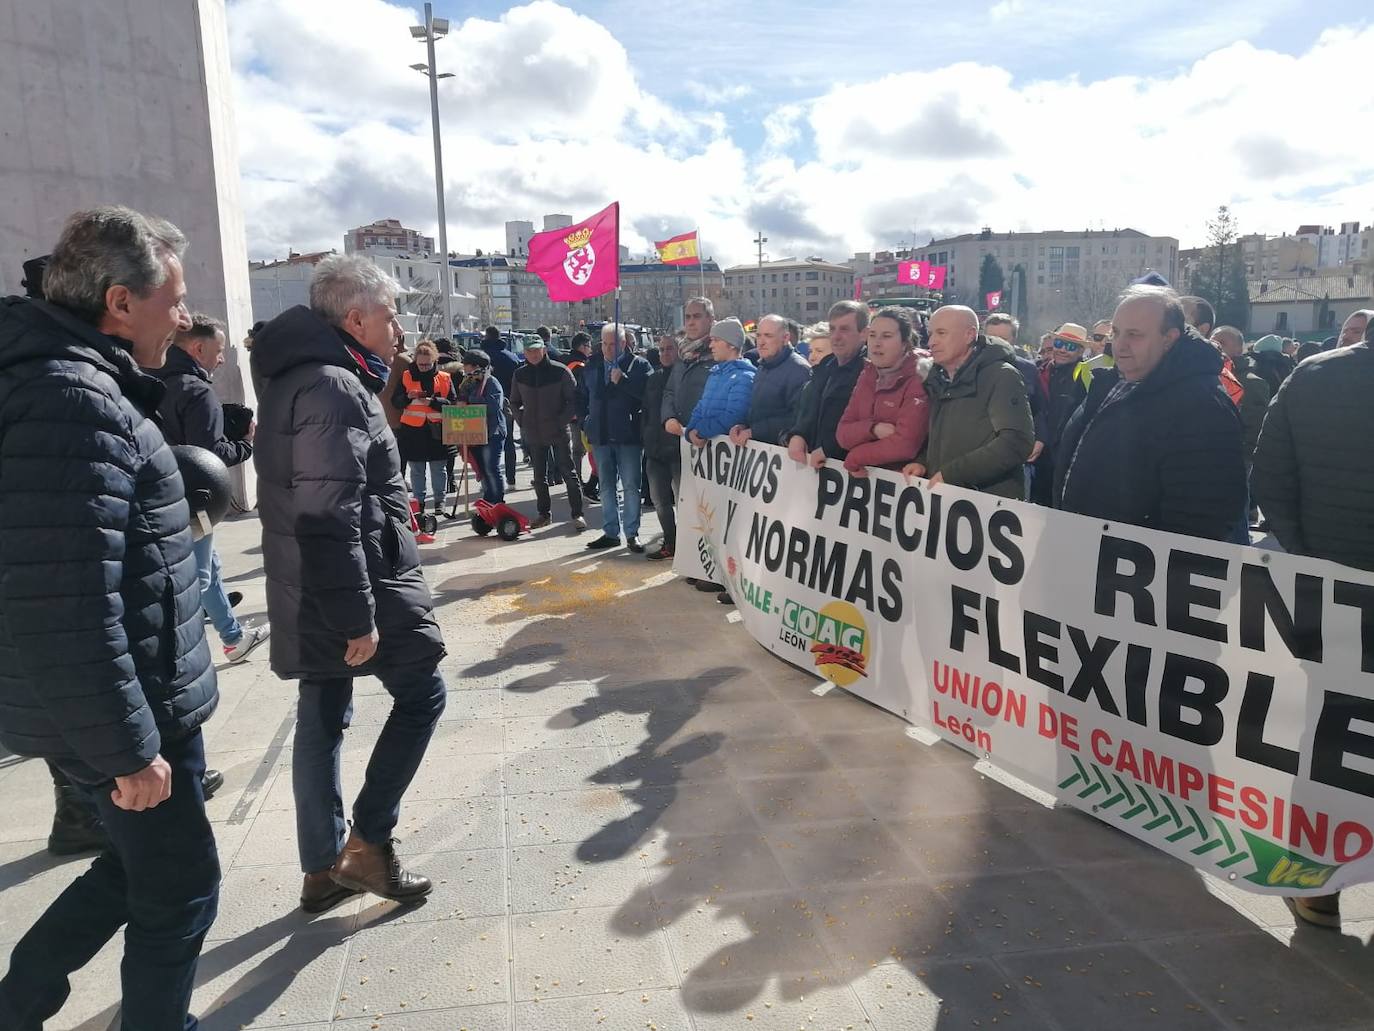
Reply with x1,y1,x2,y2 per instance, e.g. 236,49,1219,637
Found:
675,440,1374,895
442,404,488,446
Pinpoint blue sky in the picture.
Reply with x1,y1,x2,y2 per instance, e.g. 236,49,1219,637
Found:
228,1,1374,265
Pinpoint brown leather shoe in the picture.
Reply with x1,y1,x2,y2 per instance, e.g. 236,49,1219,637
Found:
300,869,361,914
330,830,432,903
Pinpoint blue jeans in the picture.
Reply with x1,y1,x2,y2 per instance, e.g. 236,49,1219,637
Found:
408,459,448,508
193,533,242,647
476,438,506,504
0,730,220,1031
292,665,447,873
592,443,643,539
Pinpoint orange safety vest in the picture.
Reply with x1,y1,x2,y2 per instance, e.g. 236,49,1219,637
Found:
399,369,451,427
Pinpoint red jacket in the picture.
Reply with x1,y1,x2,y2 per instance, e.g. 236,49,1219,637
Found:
835,351,932,472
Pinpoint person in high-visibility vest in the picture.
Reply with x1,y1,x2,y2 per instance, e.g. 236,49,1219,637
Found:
389,339,457,517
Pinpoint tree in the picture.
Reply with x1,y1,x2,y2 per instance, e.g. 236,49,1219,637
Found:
1194,205,1249,330
977,254,1004,308
1012,264,1030,332
1062,260,1119,325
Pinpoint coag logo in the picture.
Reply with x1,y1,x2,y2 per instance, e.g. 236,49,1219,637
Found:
781,599,870,687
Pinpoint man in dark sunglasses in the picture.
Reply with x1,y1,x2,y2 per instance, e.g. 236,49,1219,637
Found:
1088,320,1112,356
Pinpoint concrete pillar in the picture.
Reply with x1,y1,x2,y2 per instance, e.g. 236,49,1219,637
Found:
0,0,256,508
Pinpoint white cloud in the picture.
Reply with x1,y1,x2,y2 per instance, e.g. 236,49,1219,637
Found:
989,0,1026,18
228,2,1374,276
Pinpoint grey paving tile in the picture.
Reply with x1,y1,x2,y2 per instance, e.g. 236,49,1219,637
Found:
352,849,505,926
850,959,1055,1031
933,870,1126,955
815,729,965,771
626,780,761,835
200,749,282,824
351,687,501,725
736,772,867,826
644,832,792,902
673,700,810,741
594,736,733,786
767,819,919,890
506,787,630,847
1001,943,1218,1030
192,927,351,1029
394,797,505,853
405,753,505,800
684,980,870,1028
785,690,903,734
1147,931,1374,1030
235,806,307,868
887,813,1048,877
509,841,647,913
502,714,605,752
514,987,692,1030
661,891,840,989
419,718,508,757
1015,801,1178,867
208,861,359,941
0,758,68,845
1,934,123,1030
715,736,835,780
503,745,612,795
1073,859,1264,940
336,916,509,1018
847,762,1034,820
333,1005,511,1030
500,680,603,716
510,904,676,1001
0,841,97,945
813,881,981,969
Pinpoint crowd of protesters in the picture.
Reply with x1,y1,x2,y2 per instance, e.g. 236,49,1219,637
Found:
2,204,1373,1028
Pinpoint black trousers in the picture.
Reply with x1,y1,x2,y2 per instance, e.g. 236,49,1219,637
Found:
531,435,584,518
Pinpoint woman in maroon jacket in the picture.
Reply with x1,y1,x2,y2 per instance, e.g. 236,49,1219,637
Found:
835,307,932,475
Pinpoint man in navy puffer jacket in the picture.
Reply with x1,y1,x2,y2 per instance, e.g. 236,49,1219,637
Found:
0,206,220,1031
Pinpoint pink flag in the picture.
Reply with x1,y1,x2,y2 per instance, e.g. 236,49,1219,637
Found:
986,290,1002,310
897,260,928,285
924,265,947,290
527,202,620,302
853,277,863,300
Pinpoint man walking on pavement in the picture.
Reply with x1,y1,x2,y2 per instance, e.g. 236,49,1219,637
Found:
0,206,221,1031
583,323,651,552
251,255,447,914
510,334,586,531
151,313,270,663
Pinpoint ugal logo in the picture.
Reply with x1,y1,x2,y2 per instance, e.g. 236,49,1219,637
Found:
562,226,596,286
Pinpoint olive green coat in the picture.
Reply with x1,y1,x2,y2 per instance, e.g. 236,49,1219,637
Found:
920,337,1035,500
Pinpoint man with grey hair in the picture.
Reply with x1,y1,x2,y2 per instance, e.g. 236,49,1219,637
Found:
251,254,447,913
0,206,219,1029
1055,285,1246,540
582,322,651,550
730,313,810,447
905,305,1034,498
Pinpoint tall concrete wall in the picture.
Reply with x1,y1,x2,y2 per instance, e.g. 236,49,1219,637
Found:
0,0,256,506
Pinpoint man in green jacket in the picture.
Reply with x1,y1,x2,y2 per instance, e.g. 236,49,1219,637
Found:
904,306,1035,499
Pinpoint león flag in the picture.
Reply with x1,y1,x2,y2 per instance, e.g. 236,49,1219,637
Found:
655,230,700,266
526,202,620,302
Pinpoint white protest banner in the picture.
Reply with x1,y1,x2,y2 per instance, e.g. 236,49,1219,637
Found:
674,439,1374,896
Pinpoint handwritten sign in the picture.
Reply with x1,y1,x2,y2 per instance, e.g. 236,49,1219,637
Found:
442,404,488,446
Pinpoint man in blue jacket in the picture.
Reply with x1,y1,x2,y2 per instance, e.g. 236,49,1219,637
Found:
479,325,520,486
0,206,220,1031
728,313,809,447
582,324,650,551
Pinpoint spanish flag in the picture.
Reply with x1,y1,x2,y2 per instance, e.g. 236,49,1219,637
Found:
655,230,700,266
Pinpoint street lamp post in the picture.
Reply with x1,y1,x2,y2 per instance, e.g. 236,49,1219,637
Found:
410,4,454,337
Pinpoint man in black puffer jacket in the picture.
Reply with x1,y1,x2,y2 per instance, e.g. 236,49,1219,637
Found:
1056,285,1247,542
252,254,446,916
1250,317,1374,930
0,206,219,1031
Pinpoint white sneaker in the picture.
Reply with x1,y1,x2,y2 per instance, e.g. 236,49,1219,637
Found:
572,515,587,531
224,623,270,664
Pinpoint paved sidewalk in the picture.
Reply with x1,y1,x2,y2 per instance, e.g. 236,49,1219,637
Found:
3,479,1373,1030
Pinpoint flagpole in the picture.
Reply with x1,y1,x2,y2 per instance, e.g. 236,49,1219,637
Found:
697,227,706,299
